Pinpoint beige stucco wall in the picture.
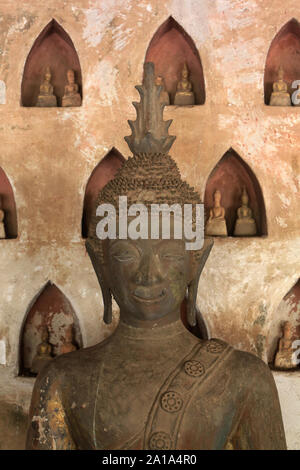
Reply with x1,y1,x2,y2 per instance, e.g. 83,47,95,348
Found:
0,0,299,449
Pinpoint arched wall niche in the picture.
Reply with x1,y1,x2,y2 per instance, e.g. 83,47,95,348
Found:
21,19,82,107
0,166,18,238
204,148,267,236
82,148,126,238
19,281,83,376
267,278,300,365
264,18,300,105
144,16,205,105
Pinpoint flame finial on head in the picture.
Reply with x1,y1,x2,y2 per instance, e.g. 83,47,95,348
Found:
124,62,176,155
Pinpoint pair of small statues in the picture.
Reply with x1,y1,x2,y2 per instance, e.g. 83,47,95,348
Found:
269,65,300,106
30,324,77,375
36,66,81,107
274,321,299,370
205,187,257,237
155,63,195,106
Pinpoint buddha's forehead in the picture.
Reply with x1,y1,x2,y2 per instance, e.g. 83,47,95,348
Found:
108,237,186,253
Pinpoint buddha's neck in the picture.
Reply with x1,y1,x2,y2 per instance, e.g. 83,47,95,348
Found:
114,316,188,342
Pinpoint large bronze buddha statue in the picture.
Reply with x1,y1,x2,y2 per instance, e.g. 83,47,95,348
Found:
26,63,286,450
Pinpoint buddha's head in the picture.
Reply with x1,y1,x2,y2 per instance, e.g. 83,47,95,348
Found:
67,69,75,84
213,189,221,206
64,324,74,343
41,327,49,344
155,76,163,86
182,63,189,80
44,67,51,83
241,187,249,206
86,63,213,328
278,66,284,81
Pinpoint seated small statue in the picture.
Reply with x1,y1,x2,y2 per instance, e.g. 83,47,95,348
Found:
26,63,286,451
234,187,257,236
174,63,195,105
0,196,6,239
35,66,57,107
205,189,227,236
269,66,291,106
274,321,297,370
30,328,52,375
62,69,81,107
58,324,77,355
155,76,170,106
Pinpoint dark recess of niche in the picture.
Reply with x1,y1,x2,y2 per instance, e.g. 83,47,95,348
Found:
145,16,205,105
21,19,82,107
82,148,125,238
19,281,82,377
264,18,300,105
0,166,18,238
204,148,267,236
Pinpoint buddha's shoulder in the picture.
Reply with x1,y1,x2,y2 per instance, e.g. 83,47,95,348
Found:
207,338,274,386
37,336,111,383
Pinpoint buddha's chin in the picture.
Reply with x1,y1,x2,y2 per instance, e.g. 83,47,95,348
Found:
125,299,180,324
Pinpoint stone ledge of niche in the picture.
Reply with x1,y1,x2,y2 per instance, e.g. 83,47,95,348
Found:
164,104,206,115
0,237,19,243
209,236,269,244
0,237,88,245
262,103,300,118
272,369,300,379
0,375,35,400
18,106,84,113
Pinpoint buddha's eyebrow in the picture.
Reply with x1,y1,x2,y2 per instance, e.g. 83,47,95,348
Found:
110,240,142,254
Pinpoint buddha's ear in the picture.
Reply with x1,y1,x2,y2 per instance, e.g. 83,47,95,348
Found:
186,238,213,327
85,239,112,325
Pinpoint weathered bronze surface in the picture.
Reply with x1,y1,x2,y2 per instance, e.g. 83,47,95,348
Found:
62,69,81,107
35,66,57,107
174,63,195,106
234,187,257,236
26,63,286,450
269,66,291,106
205,189,227,237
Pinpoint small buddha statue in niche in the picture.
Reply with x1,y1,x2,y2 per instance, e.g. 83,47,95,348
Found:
30,327,53,375
0,196,6,239
269,66,291,106
205,189,227,236
155,76,170,106
62,69,81,107
233,187,257,236
274,321,297,370
35,66,57,107
27,63,286,450
174,63,195,106
58,324,77,355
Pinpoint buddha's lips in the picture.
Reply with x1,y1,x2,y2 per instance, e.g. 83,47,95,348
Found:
132,288,166,303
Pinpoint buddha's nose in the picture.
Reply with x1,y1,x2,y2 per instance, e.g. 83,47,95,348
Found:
134,254,162,285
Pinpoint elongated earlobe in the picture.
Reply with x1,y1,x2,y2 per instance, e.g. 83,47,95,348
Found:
187,239,213,327
86,240,112,324
98,273,112,324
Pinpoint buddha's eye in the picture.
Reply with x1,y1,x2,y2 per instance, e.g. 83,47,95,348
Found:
161,253,185,262
112,252,136,263
110,241,140,263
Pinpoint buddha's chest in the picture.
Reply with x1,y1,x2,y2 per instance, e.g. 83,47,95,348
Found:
93,357,173,449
